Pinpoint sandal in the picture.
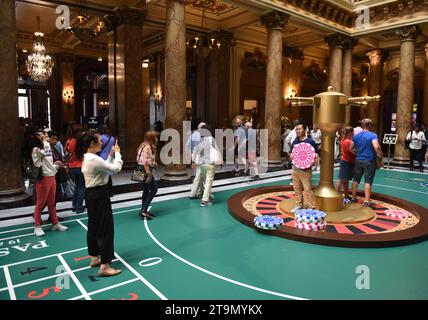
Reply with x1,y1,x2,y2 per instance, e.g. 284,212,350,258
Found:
90,257,101,268
97,264,122,277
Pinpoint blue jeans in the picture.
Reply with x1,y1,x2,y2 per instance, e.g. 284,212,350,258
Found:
69,167,86,211
141,178,157,211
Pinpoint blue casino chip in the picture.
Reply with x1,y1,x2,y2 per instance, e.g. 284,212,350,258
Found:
295,209,326,221
253,215,284,230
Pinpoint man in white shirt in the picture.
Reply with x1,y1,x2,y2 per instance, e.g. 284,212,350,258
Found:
406,124,426,172
187,122,207,199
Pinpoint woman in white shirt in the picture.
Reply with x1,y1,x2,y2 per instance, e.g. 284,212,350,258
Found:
406,124,426,172
76,131,123,277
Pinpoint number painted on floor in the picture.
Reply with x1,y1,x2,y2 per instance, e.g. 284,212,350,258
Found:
28,286,61,299
111,293,139,300
139,257,162,267
21,266,48,276
73,256,91,262
8,239,20,245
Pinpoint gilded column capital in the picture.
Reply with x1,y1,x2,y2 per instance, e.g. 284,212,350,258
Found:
367,49,382,64
325,33,349,49
261,11,289,30
105,6,146,32
395,25,420,42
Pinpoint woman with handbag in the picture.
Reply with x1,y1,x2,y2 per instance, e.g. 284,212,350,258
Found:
136,131,158,220
32,131,68,237
77,131,123,277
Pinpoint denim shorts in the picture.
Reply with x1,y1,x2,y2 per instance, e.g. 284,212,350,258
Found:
338,160,354,181
353,159,376,185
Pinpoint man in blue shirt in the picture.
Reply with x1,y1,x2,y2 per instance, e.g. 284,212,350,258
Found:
350,118,383,207
290,123,318,212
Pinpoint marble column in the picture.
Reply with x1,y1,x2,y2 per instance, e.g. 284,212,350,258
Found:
423,43,428,128
58,54,75,124
341,37,357,125
162,0,190,181
261,11,289,169
325,34,347,93
0,0,30,205
367,49,382,134
393,26,420,164
105,7,148,165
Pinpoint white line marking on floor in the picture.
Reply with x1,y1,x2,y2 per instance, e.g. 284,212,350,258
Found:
3,266,16,300
143,219,308,300
0,247,87,268
57,254,91,300
76,219,167,300
9,259,120,290
69,278,140,300
0,233,35,242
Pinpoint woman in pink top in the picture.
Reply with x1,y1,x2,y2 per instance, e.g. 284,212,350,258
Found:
136,131,158,220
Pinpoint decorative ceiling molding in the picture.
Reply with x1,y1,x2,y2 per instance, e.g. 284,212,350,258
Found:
185,0,238,15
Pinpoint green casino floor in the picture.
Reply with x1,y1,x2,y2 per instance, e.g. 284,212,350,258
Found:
1,168,428,300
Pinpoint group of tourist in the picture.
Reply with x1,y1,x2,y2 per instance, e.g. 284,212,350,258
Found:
287,118,385,212
23,115,428,278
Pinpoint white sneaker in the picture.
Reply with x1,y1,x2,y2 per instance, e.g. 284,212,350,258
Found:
34,227,45,237
51,223,68,232
290,206,302,213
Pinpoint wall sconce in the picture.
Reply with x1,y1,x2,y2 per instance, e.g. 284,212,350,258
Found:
287,88,297,98
63,89,74,107
99,100,110,108
142,59,149,69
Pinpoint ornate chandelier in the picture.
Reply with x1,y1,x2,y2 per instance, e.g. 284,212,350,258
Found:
67,0,104,41
26,17,54,83
186,0,221,57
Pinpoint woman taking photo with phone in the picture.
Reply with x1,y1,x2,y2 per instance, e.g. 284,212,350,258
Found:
76,131,123,277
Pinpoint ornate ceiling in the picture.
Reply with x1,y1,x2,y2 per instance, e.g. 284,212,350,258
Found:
14,0,428,60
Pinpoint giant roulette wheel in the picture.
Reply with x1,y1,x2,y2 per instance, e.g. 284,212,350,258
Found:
228,186,428,248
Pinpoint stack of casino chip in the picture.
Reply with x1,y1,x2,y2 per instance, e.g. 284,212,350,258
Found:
385,209,410,220
253,215,284,230
294,209,327,231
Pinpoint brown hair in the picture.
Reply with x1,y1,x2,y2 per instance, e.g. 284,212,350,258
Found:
138,131,158,154
342,126,353,138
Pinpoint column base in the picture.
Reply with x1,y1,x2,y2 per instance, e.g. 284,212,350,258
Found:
160,169,191,183
0,187,31,205
390,157,410,168
260,160,285,173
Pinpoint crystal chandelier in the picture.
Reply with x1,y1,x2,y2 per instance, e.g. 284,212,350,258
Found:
186,0,221,58
26,17,54,83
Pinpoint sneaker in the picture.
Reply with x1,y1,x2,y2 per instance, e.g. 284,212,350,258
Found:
76,209,85,214
51,223,68,232
34,227,45,237
252,175,260,181
290,206,302,213
201,201,213,207
209,194,215,201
